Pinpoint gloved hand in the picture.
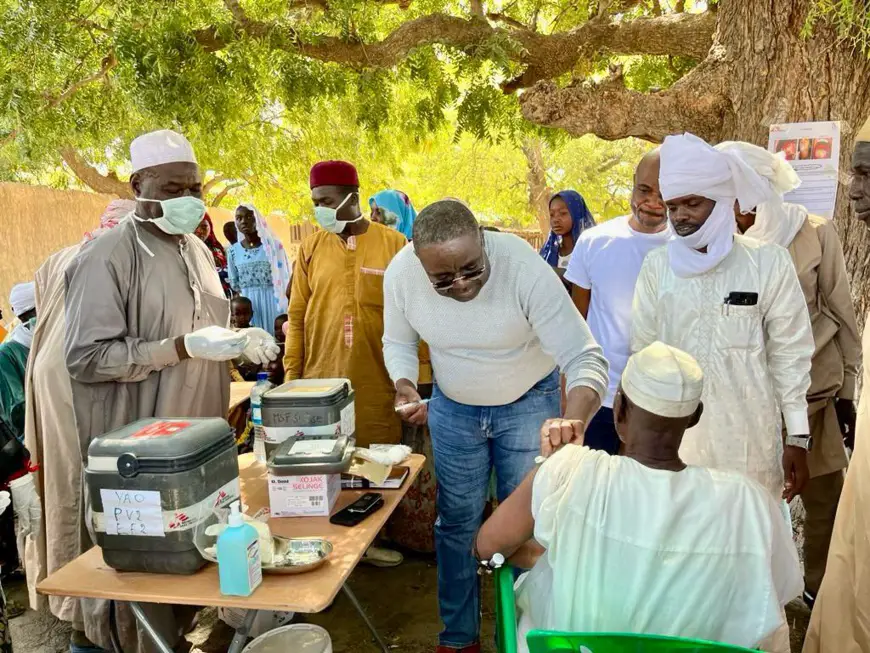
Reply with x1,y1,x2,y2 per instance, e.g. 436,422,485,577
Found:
184,326,248,362
10,474,42,539
237,328,281,365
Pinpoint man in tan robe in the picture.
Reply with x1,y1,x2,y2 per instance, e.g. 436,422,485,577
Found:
22,201,133,623
803,115,870,652
717,140,861,603
62,131,258,653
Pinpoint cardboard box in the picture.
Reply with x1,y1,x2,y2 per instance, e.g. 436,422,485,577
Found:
267,473,341,517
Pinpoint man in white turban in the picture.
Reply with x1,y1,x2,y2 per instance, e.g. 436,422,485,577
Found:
476,342,801,653
63,130,277,653
804,114,870,653
717,140,860,607
632,132,814,505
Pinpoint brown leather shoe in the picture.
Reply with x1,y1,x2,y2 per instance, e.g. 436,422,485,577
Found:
435,644,481,653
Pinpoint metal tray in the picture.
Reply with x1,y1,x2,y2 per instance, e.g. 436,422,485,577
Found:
204,536,333,575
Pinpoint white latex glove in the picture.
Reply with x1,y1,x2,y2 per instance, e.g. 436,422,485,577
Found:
184,326,248,361
237,328,281,365
10,474,42,538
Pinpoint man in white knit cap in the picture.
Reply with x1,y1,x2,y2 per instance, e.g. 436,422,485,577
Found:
717,140,860,606
632,132,814,505
63,130,277,653
476,342,801,652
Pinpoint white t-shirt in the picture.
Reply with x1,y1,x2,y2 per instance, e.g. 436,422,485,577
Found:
564,215,669,406
515,445,801,653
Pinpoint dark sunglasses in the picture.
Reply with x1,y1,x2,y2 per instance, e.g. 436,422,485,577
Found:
431,263,487,291
430,231,488,292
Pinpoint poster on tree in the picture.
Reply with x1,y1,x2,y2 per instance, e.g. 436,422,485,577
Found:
767,121,841,218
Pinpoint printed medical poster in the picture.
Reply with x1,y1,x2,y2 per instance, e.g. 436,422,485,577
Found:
768,121,841,218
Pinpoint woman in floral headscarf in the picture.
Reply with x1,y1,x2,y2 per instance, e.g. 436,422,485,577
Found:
227,204,291,331
369,189,417,240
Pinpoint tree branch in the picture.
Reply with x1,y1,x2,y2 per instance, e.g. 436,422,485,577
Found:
212,181,246,207
470,0,485,18
194,10,715,91
486,12,527,30
288,0,410,9
518,59,728,143
59,147,134,197
203,173,228,195
1,53,117,148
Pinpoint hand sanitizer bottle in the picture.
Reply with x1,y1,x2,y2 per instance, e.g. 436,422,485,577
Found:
217,501,262,597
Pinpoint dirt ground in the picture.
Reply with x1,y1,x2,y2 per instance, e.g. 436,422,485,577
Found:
7,551,809,653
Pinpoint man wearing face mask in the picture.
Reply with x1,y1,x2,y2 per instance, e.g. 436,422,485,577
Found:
632,133,814,515
63,129,277,653
285,161,407,451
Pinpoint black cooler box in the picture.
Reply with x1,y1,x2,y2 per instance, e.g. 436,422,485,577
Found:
86,418,240,574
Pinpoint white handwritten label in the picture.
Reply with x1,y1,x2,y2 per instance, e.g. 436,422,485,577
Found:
100,489,165,538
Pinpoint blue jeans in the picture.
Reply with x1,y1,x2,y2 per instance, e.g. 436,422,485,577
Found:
429,370,561,648
583,406,620,454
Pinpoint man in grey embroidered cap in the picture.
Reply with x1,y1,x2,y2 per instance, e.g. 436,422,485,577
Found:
63,129,277,653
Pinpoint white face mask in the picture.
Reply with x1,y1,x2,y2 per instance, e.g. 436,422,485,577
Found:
313,193,362,234
136,195,207,235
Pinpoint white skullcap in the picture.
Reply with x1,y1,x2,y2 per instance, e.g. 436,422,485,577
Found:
715,141,801,196
622,341,703,418
9,282,35,318
129,129,197,173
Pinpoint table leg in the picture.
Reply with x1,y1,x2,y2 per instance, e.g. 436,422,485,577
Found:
227,609,259,653
342,584,390,653
128,602,174,653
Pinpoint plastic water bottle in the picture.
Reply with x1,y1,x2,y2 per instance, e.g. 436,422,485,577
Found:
251,372,274,463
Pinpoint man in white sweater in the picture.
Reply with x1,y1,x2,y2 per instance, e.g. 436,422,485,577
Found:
382,199,608,653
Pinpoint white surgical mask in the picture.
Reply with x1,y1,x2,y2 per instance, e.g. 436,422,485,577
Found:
313,193,362,234
136,195,207,235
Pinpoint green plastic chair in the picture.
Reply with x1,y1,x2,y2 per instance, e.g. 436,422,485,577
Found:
493,565,758,653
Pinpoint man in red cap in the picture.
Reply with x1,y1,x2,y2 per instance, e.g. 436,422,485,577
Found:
284,160,407,564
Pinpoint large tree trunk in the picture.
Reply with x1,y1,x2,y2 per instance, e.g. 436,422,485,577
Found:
718,0,870,322
521,0,870,321
521,136,551,235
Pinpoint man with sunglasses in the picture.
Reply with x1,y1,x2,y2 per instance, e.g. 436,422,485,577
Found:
383,199,608,653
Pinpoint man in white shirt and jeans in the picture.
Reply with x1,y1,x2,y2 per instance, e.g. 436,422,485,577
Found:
382,199,608,653
565,149,670,453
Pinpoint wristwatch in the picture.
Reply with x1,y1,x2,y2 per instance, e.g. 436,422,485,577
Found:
785,434,813,451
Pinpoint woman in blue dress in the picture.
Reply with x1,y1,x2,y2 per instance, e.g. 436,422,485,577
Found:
227,204,291,331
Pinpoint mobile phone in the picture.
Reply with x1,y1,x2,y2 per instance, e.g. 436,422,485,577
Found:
329,492,385,527
724,291,758,306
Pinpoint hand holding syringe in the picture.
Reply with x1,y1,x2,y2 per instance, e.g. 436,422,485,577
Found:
393,380,434,426
394,398,433,413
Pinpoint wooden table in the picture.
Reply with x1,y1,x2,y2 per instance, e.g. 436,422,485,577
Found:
229,381,255,413
38,453,425,652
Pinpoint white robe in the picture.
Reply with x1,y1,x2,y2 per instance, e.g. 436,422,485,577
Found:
631,235,814,498
515,445,802,652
